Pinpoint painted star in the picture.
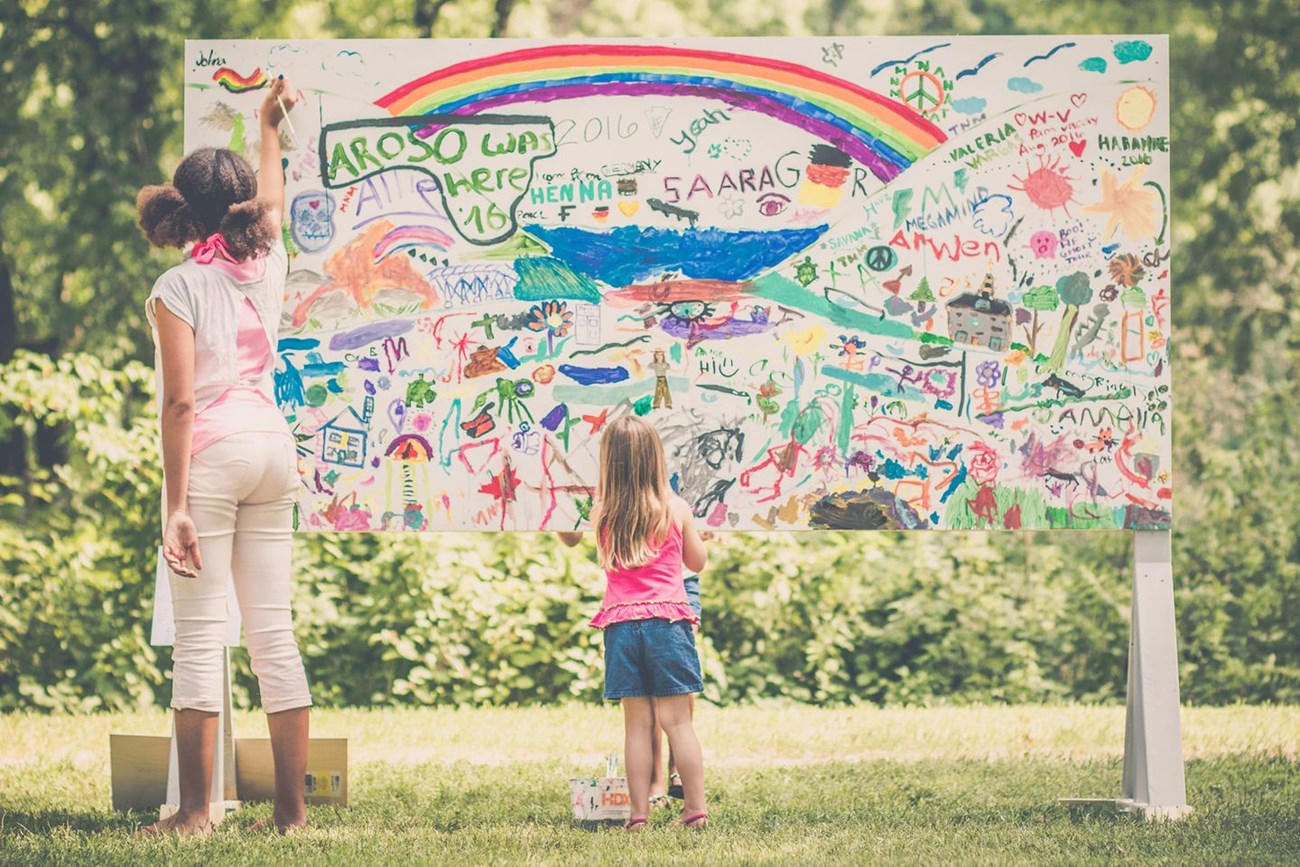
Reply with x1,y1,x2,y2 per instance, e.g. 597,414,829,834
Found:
1081,166,1159,241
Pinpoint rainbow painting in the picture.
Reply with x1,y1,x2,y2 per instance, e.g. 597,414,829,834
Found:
375,45,947,183
373,226,456,263
213,66,268,93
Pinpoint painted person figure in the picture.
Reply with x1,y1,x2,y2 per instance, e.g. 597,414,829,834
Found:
135,77,311,836
651,348,672,409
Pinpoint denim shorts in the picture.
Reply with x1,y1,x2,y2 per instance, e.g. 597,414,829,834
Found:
603,617,703,700
683,574,701,620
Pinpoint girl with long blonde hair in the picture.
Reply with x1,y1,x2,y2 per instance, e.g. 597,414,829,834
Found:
588,414,709,831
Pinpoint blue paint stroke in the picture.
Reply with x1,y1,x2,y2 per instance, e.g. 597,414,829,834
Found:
1024,42,1076,66
951,97,987,115
302,352,346,378
870,42,952,77
527,225,829,285
274,356,304,409
939,464,968,504
498,336,521,369
1079,57,1108,73
1007,76,1043,93
540,403,568,431
278,337,320,351
558,364,629,385
1114,40,1153,64
329,320,414,352
956,53,1000,80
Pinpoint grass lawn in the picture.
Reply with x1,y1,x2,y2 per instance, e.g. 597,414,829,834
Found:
0,705,1297,865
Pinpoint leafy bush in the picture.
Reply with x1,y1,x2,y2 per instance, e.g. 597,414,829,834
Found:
2,351,1297,712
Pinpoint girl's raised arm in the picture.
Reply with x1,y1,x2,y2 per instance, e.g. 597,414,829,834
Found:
256,77,297,227
675,497,708,574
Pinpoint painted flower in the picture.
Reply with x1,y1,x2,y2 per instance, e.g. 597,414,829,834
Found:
1108,253,1145,287
967,442,1002,486
836,334,867,357
720,195,744,218
527,300,573,337
976,359,1001,388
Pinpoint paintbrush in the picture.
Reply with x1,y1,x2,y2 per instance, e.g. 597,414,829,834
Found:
274,75,299,147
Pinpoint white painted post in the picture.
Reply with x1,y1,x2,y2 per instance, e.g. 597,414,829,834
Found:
160,649,240,825
1120,528,1191,819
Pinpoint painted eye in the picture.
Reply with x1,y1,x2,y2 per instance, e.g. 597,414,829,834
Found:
668,300,712,321
757,192,790,217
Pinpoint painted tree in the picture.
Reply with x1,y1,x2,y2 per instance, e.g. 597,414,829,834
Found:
1020,284,1060,355
909,276,935,303
1047,271,1093,372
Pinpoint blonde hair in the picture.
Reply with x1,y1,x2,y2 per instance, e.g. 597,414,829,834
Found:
593,415,673,571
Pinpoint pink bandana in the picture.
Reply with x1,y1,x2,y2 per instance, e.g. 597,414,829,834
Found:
190,233,233,264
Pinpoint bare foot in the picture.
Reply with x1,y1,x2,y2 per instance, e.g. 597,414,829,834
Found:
681,812,708,830
249,814,307,835
138,813,212,838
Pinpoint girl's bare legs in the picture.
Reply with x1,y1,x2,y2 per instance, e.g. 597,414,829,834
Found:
656,694,706,820
148,708,217,834
665,692,696,789
267,707,309,830
621,697,656,821
649,697,668,799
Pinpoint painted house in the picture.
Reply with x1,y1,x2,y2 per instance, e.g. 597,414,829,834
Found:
946,273,1012,351
320,407,368,468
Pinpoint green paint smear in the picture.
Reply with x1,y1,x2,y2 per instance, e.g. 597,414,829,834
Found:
1113,40,1153,64
778,396,801,439
670,343,682,363
632,395,653,415
823,366,924,402
837,385,855,457
229,113,246,154
1079,57,1108,73
943,478,1124,529
473,232,549,262
513,257,601,303
752,273,916,339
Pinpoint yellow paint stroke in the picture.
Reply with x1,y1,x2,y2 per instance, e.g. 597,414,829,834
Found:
1115,86,1157,131
782,324,828,356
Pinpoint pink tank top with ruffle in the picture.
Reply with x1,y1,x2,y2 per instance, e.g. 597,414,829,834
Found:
590,523,698,628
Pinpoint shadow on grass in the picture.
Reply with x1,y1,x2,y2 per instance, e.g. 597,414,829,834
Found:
0,806,145,835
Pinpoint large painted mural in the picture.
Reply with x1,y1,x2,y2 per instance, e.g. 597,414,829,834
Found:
185,36,1172,532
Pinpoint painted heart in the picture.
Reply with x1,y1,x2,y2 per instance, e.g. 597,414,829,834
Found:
617,200,640,217
308,200,321,209
1068,139,1086,157
1070,92,1088,107
1013,112,1029,127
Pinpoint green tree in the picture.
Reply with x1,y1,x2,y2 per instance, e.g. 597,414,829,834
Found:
1019,284,1059,356
1047,272,1092,372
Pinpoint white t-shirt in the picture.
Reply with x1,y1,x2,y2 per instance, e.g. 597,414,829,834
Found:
145,240,289,419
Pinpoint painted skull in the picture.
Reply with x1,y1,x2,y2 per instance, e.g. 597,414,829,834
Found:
290,191,336,253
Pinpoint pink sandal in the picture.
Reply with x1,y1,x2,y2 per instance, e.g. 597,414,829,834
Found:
681,812,708,829
623,816,649,832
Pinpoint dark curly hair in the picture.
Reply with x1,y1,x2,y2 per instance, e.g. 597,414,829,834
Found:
136,148,275,261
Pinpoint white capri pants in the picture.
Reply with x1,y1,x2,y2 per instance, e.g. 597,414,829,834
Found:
169,432,312,714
